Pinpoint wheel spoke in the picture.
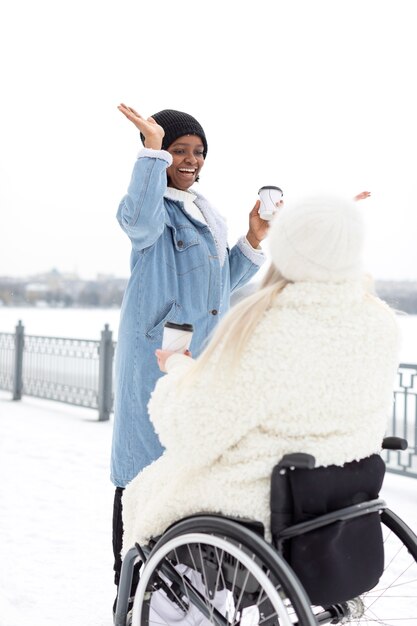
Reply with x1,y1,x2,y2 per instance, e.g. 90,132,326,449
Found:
132,523,320,626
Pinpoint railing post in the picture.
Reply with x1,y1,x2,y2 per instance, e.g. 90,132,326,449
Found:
98,324,114,421
13,320,24,401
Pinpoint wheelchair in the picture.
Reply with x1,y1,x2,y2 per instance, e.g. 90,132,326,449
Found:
114,437,417,625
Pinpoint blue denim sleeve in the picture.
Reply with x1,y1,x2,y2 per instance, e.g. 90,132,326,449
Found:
116,149,172,251
228,238,265,292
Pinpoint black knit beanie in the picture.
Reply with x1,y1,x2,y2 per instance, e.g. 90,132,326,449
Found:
140,109,208,158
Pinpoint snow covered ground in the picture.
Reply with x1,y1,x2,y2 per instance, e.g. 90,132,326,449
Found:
0,393,115,626
0,392,416,626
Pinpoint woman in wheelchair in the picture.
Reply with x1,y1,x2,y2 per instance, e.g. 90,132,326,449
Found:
116,196,417,625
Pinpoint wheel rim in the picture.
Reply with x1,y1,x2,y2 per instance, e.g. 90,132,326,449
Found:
132,532,306,625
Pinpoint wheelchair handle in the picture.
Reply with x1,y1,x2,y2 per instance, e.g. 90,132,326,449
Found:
382,437,408,451
278,452,316,470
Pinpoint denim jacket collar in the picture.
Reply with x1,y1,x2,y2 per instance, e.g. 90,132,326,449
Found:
164,188,229,267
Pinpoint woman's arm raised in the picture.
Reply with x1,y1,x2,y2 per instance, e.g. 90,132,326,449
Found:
116,104,171,250
118,103,165,149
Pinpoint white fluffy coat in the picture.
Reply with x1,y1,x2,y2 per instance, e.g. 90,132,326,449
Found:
122,281,399,552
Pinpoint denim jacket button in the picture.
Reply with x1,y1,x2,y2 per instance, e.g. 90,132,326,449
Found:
177,240,184,248
211,309,218,315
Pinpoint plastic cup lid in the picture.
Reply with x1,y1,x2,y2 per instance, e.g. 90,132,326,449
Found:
258,185,283,195
164,322,194,332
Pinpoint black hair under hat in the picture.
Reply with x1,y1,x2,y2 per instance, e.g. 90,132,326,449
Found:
140,109,208,157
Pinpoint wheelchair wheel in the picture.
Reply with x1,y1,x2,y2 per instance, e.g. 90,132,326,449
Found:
131,515,317,625
315,508,417,625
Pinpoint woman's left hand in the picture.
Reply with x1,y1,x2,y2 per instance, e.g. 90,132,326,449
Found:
353,191,371,201
246,199,282,249
155,349,192,373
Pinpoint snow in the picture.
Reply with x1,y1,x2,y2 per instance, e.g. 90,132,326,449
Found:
0,391,416,626
0,307,122,341
0,393,115,626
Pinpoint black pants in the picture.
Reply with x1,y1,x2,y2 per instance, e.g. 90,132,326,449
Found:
112,487,140,611
112,486,125,587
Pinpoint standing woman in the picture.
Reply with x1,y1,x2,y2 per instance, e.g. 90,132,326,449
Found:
111,104,268,590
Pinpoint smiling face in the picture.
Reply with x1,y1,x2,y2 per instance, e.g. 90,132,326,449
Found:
166,135,205,190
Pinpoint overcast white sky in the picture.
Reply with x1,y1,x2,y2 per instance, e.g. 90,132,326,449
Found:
1,0,416,281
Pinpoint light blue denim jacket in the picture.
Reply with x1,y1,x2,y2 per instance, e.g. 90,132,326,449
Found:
110,148,265,487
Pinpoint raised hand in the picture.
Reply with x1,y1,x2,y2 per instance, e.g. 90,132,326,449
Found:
353,191,371,201
118,103,165,150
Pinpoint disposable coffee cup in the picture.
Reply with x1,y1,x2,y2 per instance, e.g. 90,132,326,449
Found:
162,322,194,353
258,186,283,220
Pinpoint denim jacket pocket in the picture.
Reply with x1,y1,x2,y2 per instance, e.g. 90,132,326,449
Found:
166,225,204,275
170,225,200,251
146,301,180,341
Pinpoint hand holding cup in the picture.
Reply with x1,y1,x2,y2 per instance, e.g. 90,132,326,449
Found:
162,322,194,352
155,348,192,373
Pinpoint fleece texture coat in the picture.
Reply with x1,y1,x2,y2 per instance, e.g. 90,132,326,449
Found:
122,281,399,551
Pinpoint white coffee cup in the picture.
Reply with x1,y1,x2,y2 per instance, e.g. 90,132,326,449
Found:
258,186,283,220
162,322,194,353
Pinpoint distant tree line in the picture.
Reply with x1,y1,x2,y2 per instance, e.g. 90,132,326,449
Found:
231,279,417,314
0,271,127,308
0,271,416,313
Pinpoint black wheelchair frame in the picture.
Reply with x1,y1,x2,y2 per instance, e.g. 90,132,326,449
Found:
114,437,417,626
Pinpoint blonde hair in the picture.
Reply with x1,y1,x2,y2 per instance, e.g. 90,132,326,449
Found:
181,265,290,388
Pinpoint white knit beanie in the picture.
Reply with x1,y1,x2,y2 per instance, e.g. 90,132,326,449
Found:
269,195,365,282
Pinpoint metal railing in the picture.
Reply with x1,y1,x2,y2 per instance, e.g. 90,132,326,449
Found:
0,321,114,421
382,363,417,477
0,320,416,477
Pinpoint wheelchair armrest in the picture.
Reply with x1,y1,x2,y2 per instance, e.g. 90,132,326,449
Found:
278,452,316,470
382,437,408,450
